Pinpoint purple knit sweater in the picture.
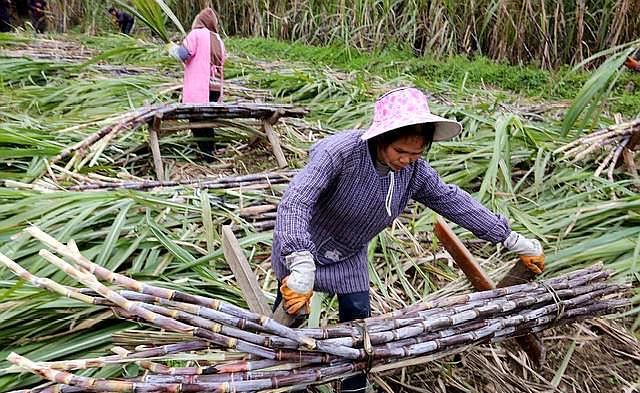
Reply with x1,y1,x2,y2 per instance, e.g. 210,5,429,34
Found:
272,130,510,294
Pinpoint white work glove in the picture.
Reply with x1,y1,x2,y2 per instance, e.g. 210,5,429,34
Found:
281,251,316,315
502,231,542,256
165,42,189,62
502,231,545,274
284,251,316,293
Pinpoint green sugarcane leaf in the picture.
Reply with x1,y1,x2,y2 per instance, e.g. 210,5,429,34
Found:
96,199,134,267
145,210,196,265
562,48,636,135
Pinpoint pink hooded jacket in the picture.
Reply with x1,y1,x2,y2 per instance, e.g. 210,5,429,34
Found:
182,28,226,104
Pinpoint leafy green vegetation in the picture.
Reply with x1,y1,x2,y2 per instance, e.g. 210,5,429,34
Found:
228,37,640,117
0,26,638,391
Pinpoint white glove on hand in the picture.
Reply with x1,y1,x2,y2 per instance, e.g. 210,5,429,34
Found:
165,42,189,62
502,231,542,256
284,251,316,294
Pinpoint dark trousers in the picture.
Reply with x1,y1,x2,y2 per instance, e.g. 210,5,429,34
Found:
30,14,45,33
192,90,220,161
337,291,370,393
273,288,370,392
120,20,133,34
0,3,11,32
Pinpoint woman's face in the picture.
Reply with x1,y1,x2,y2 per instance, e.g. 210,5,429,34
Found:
377,134,426,171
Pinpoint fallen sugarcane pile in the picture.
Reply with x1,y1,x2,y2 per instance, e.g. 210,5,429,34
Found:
0,38,95,62
64,171,298,192
48,102,309,166
1,227,630,392
554,117,640,182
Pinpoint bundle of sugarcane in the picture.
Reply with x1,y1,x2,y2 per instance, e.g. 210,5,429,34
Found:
65,171,298,191
554,117,640,181
0,38,95,62
1,226,630,392
48,102,308,165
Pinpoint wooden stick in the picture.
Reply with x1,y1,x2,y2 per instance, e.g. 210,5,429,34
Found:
148,114,165,181
221,225,272,316
262,120,288,168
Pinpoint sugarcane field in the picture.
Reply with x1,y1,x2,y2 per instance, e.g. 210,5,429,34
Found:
1,1,640,392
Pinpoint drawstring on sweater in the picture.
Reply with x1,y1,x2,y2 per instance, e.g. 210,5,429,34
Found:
385,171,394,217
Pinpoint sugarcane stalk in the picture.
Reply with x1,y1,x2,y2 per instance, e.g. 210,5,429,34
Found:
560,129,636,157
26,226,363,359
554,118,640,153
119,291,268,334
68,171,296,191
135,301,299,350
8,352,170,393
372,297,628,360
25,227,321,347
9,351,363,393
37,249,281,360
365,265,608,333
0,252,101,305
594,144,619,177
109,346,229,377
4,260,629,392
30,341,220,372
607,136,631,182
208,359,282,373
49,107,158,164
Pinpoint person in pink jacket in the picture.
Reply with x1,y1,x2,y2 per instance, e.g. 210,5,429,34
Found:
170,8,227,161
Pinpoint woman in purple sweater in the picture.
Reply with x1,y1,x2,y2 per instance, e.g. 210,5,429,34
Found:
272,87,544,391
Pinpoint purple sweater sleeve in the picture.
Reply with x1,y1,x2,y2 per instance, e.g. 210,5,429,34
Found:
275,146,339,256
412,160,510,243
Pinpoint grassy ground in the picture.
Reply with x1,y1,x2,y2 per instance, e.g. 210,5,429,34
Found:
227,37,640,117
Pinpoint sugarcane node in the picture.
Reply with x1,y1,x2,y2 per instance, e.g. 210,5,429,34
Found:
302,337,317,350
226,338,238,348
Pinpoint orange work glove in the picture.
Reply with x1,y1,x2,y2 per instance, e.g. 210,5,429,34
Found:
503,231,545,274
280,276,313,315
624,57,640,72
520,254,545,275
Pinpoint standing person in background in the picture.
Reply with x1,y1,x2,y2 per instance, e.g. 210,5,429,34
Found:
167,7,227,162
0,0,11,32
271,87,545,392
108,7,134,35
27,0,46,33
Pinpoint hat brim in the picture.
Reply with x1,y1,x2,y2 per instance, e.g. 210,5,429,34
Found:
361,113,462,142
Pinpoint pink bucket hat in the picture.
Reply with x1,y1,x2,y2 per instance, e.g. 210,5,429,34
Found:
361,87,462,142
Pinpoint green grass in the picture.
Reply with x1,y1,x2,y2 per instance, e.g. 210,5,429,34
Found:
227,37,640,116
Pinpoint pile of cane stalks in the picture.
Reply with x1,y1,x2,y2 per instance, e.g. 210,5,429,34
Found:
1,226,630,393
